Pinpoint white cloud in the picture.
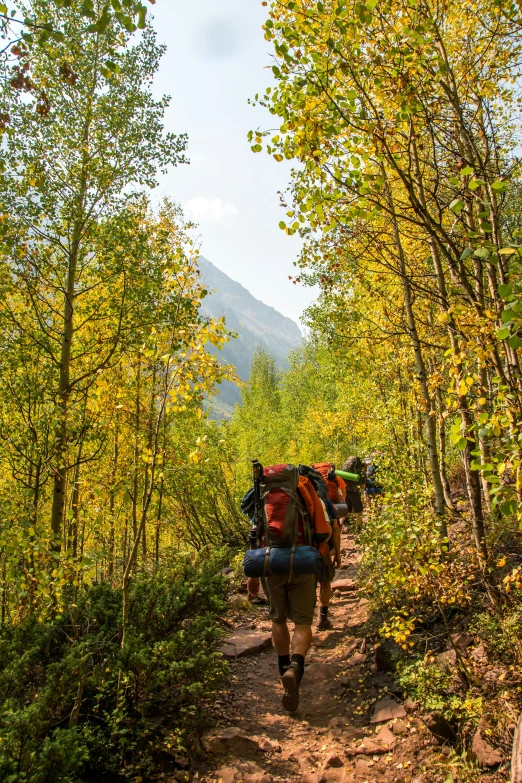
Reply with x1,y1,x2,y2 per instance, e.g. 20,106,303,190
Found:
185,196,239,222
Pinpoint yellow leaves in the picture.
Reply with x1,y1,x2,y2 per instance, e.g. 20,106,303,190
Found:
497,557,506,567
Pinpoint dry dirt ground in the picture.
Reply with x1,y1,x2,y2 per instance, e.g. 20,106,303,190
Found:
192,532,510,783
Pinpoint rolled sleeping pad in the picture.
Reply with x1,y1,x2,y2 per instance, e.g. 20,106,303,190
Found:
335,470,360,483
243,545,321,578
333,503,349,519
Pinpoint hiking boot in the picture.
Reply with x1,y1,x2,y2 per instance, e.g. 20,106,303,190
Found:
316,613,332,631
282,662,303,712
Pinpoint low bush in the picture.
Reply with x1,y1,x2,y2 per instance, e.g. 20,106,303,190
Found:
397,658,483,724
0,547,230,782
470,607,522,664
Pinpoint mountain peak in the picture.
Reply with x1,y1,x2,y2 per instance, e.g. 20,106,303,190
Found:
198,256,302,416
199,257,302,340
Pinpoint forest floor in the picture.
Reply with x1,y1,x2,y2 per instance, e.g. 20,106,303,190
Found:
191,531,511,783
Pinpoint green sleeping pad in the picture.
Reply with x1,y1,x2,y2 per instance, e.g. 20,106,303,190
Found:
335,470,360,483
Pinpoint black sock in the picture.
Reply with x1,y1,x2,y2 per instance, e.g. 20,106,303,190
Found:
278,654,291,676
320,605,329,617
291,653,305,675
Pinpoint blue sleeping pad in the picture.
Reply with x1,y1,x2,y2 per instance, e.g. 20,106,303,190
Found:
243,545,321,578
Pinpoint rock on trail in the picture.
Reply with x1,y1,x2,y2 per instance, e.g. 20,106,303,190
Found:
219,630,273,660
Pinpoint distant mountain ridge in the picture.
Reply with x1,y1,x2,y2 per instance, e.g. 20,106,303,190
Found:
198,256,302,416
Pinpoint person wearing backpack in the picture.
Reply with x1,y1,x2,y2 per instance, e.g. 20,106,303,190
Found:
365,453,384,502
244,463,332,712
311,463,345,630
340,455,365,529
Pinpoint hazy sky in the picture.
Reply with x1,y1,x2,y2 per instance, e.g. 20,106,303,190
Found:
150,0,316,326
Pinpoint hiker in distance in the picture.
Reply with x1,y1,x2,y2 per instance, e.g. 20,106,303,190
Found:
365,453,384,503
243,462,332,712
339,455,365,530
310,462,346,630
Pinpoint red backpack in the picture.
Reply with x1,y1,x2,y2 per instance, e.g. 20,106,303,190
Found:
260,464,311,547
312,462,343,503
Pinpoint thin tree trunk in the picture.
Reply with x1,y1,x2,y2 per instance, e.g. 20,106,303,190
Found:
155,476,164,569
1,559,6,626
132,359,141,547
512,714,522,783
386,183,448,539
108,425,119,582
434,386,453,510
68,443,83,561
69,668,85,729
477,364,492,513
50,155,89,551
50,241,78,548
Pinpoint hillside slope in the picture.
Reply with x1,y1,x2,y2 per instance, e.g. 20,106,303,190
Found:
198,256,302,416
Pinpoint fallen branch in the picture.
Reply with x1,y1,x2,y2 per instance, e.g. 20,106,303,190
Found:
512,713,522,783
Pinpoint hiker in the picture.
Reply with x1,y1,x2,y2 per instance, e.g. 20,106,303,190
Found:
340,455,365,529
243,462,332,712
365,453,384,502
311,463,345,630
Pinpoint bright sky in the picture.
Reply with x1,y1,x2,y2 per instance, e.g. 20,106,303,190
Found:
150,0,316,326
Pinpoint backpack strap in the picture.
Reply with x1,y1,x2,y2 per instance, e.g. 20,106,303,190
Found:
288,544,296,584
263,546,273,577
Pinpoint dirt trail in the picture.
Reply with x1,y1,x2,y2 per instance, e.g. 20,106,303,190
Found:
197,532,448,783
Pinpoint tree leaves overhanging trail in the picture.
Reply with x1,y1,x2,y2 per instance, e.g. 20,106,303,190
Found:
249,0,522,608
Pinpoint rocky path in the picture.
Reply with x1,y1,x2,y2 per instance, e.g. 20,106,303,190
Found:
196,533,459,783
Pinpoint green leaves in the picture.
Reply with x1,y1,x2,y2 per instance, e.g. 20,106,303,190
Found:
7,0,151,42
498,284,513,299
449,199,464,214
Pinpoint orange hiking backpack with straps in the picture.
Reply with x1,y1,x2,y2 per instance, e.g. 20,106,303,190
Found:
242,464,330,578
312,462,346,504
260,464,312,547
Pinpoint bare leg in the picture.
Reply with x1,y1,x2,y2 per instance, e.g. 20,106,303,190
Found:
291,624,312,657
272,621,290,655
319,580,332,608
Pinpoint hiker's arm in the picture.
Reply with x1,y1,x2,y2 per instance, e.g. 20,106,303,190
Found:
332,520,341,567
325,516,333,543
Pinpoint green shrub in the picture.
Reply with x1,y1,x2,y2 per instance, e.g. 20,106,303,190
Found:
398,658,482,723
470,608,522,664
0,547,231,782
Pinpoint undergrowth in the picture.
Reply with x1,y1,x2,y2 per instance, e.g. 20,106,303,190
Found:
357,460,522,766
0,547,231,783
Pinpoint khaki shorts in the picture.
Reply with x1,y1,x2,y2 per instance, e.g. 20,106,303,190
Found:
262,573,317,626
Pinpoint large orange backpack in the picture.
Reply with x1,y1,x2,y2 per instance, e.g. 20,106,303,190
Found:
312,462,346,503
260,464,312,547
